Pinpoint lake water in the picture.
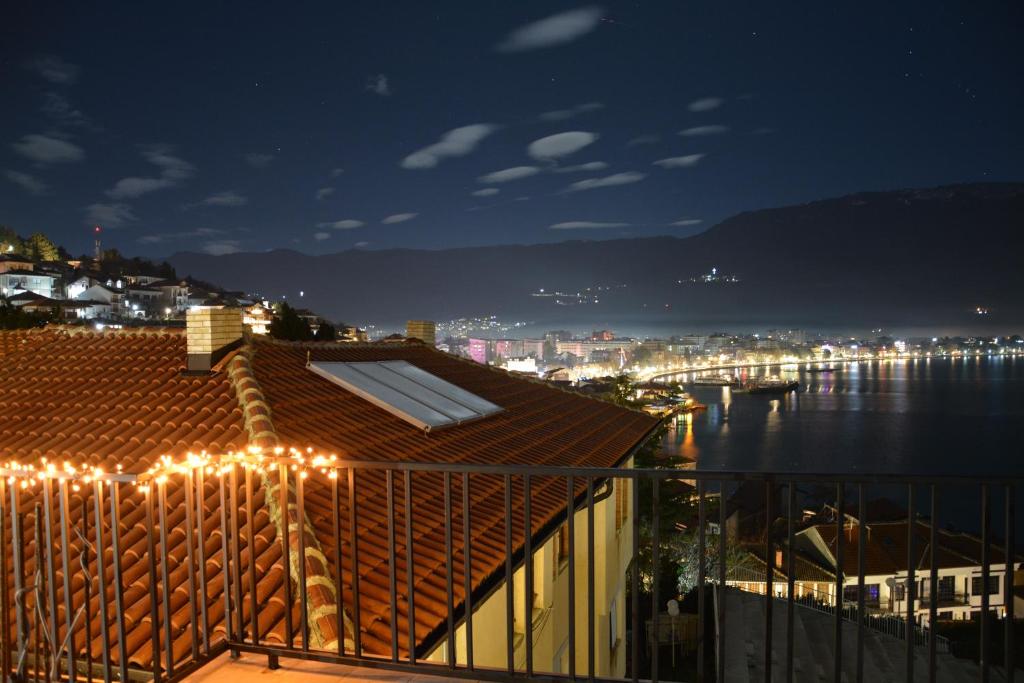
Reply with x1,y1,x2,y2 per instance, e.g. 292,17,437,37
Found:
660,355,1024,537
661,355,1024,476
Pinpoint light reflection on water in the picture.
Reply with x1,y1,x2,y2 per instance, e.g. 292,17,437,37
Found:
660,356,1024,476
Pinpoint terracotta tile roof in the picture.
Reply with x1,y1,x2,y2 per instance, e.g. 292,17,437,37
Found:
0,328,658,670
248,337,659,656
0,327,271,672
810,520,1013,577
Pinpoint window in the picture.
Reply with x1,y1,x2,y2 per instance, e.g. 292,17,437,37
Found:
555,524,570,573
971,575,1000,595
614,479,629,532
843,584,880,606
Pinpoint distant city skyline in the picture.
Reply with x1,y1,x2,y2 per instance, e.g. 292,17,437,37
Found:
2,2,1022,257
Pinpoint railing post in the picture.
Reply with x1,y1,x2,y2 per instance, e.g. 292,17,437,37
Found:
0,480,10,683
906,484,915,683
404,469,416,664
567,475,577,680
461,472,474,672
443,471,456,668
588,477,596,681
347,468,362,657
856,483,866,683
503,474,514,674
92,481,111,683
787,482,795,683
243,466,260,648
143,485,163,683
387,470,400,663
631,474,640,683
697,479,706,683
109,483,129,682
834,483,844,683
522,473,532,676
1006,483,1015,683
928,485,938,683
764,480,774,683
718,480,727,683
217,470,237,658
296,471,309,651
183,470,200,662
195,468,211,656
330,470,343,657
279,463,294,650
980,483,990,683
651,477,660,683
9,483,26,682
157,481,174,677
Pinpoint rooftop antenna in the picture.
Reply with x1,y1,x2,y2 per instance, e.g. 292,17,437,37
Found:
93,225,102,261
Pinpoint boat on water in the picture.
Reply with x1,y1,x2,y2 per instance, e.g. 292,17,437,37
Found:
692,373,738,386
806,366,839,374
735,376,800,394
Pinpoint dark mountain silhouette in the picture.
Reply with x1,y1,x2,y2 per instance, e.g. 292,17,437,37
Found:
168,183,1024,331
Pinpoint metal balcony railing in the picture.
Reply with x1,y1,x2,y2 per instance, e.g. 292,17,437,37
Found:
0,458,1019,683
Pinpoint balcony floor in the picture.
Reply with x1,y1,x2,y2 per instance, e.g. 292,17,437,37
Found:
185,652,475,683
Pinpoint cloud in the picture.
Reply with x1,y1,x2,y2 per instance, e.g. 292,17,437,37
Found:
528,131,598,160
478,166,541,183
84,203,137,228
401,123,497,169
27,55,79,84
472,188,500,197
563,171,645,192
550,221,630,230
313,231,332,241
653,154,705,169
552,161,608,173
317,219,364,229
354,241,370,248
137,227,225,244
688,97,723,112
539,102,604,121
104,145,194,199
626,134,660,147
382,213,417,224
41,92,89,127
330,167,344,177
679,125,729,137
202,240,242,255
671,218,703,226
142,146,194,180
244,153,274,168
107,177,175,198
496,6,604,52
201,191,248,207
3,170,48,195
316,187,335,200
12,134,84,163
366,74,392,96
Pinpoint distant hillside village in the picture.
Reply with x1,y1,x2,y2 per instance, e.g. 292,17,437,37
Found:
0,225,365,341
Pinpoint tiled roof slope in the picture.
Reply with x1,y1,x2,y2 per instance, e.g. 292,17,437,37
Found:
0,328,657,668
0,327,288,672
249,338,659,656
0,327,246,468
813,521,1012,576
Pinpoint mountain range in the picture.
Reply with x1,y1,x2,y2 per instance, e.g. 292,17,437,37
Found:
168,183,1024,334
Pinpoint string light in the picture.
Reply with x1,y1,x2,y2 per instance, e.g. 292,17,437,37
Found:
0,446,345,490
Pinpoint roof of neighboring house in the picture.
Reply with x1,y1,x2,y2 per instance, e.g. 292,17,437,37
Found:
0,326,659,667
806,520,1015,576
6,290,51,303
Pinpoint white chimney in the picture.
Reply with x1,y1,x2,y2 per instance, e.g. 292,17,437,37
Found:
186,307,244,372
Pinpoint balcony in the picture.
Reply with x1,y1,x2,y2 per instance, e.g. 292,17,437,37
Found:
0,457,1018,683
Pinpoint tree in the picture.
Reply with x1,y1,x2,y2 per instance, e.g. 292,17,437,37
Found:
0,299,51,329
0,226,24,255
268,302,313,341
24,233,60,261
313,320,337,341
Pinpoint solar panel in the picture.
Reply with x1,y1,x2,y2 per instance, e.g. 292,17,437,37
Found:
308,360,503,431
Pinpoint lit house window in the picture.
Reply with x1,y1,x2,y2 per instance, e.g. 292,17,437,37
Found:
615,479,629,532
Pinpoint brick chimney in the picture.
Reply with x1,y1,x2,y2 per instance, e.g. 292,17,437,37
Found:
186,307,244,372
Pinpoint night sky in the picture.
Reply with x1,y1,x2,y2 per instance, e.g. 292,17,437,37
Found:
2,2,1021,257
